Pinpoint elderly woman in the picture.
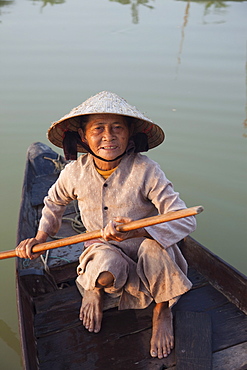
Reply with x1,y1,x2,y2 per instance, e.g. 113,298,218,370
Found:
16,91,196,360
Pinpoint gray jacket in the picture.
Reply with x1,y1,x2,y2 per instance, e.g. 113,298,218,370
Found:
39,153,196,259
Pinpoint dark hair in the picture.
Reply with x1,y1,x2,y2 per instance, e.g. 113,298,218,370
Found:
79,115,90,133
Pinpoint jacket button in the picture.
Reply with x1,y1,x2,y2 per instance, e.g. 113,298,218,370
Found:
104,206,108,210
103,183,108,187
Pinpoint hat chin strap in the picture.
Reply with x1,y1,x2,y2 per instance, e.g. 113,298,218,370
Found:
82,142,127,163
62,131,148,161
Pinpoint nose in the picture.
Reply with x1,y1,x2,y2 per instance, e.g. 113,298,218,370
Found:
103,126,114,140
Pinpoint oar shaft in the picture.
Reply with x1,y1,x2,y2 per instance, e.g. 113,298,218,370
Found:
0,206,203,260
116,206,203,232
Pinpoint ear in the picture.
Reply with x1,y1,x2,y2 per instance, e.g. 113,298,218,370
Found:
78,128,88,143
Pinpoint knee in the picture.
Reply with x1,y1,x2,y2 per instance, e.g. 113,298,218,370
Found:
96,271,114,288
138,239,162,258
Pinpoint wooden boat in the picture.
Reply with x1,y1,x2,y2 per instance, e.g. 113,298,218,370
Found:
16,142,247,370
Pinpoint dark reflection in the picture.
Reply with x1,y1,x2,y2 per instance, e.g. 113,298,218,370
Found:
109,0,155,24
243,119,247,138
178,0,229,23
0,0,14,6
0,319,22,362
178,0,247,22
0,1,15,12
178,0,246,4
176,1,190,74
0,1,14,23
31,0,65,5
243,60,247,138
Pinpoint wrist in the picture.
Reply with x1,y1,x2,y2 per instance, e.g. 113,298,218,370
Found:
35,230,49,243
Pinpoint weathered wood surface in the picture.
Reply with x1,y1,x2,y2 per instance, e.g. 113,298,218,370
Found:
174,284,247,352
16,279,38,370
212,342,247,370
30,267,247,369
180,237,247,314
175,311,212,370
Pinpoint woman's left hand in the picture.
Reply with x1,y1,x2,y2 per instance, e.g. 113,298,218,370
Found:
101,217,150,242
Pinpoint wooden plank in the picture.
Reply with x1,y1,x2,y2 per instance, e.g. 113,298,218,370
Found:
174,283,229,312
18,272,57,297
34,284,80,314
187,267,209,289
36,306,176,370
210,302,247,352
16,278,38,370
212,342,247,370
47,261,79,285
174,285,247,352
180,237,247,314
35,295,151,338
175,311,212,370
34,298,81,337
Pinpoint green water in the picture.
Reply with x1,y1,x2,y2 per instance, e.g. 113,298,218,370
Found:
0,0,246,368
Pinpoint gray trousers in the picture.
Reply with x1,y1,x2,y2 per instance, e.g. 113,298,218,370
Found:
76,239,192,310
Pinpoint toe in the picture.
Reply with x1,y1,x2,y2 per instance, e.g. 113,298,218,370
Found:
88,321,94,332
158,347,165,359
150,344,158,358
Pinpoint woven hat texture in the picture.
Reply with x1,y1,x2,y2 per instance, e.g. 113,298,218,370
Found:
47,91,165,152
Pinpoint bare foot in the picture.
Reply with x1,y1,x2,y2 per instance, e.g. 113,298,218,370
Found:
150,302,174,359
79,288,103,333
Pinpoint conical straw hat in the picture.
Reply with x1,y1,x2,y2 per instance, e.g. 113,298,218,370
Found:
47,91,165,152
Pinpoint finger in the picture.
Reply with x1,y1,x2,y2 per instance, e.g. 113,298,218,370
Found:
16,238,38,260
108,220,117,234
25,238,38,259
113,217,132,224
108,220,126,241
15,240,29,259
102,220,117,241
26,243,34,260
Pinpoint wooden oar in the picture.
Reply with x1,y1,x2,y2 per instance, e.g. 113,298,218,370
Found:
0,206,203,260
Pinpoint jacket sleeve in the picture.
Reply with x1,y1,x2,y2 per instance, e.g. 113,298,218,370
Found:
38,163,76,236
143,161,197,248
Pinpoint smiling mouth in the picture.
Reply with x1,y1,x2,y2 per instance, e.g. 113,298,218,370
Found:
100,146,118,150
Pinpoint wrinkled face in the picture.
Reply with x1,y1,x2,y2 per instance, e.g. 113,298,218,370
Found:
78,114,130,170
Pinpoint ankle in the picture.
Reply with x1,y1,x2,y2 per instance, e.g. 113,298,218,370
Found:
153,301,169,315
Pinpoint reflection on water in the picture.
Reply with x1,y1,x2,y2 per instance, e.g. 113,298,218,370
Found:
0,0,15,12
31,0,65,6
177,1,190,69
0,0,246,25
244,122,247,137
243,58,247,137
0,0,156,24
109,0,155,24
0,320,22,363
0,0,14,6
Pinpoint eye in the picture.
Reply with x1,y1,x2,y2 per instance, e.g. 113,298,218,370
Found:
113,124,124,130
93,125,103,132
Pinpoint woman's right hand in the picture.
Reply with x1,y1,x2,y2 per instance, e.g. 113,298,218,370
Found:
15,231,48,260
